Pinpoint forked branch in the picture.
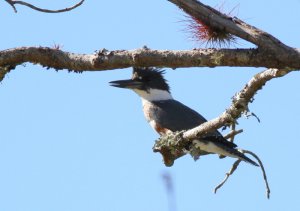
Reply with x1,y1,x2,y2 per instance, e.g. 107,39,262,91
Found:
153,68,293,166
214,150,270,199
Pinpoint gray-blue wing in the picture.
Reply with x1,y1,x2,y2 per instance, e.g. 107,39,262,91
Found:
151,100,237,148
151,100,207,131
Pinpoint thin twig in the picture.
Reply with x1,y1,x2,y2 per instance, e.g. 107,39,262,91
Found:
229,123,236,142
242,150,271,199
224,128,243,140
4,0,17,12
245,111,261,123
230,123,236,142
4,0,84,13
214,159,241,193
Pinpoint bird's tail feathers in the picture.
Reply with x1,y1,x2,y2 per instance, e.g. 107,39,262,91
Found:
193,140,259,166
230,148,259,166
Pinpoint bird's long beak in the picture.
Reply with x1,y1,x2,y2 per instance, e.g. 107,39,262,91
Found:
109,79,143,89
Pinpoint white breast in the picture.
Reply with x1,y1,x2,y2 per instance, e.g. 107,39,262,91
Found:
141,98,172,135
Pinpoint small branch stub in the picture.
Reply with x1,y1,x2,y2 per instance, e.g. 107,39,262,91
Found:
153,131,187,166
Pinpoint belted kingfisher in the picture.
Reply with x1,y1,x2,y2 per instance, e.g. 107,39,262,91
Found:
110,67,258,166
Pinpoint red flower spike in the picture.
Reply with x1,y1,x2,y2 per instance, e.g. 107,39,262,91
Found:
183,3,238,48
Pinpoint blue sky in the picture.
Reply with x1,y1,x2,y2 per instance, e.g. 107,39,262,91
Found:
1,0,300,210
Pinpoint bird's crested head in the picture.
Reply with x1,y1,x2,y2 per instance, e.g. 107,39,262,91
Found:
110,67,172,101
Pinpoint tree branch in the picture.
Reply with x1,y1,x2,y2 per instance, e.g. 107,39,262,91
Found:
182,68,291,140
153,68,294,166
1,46,300,82
214,159,241,193
4,0,84,13
168,0,300,62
